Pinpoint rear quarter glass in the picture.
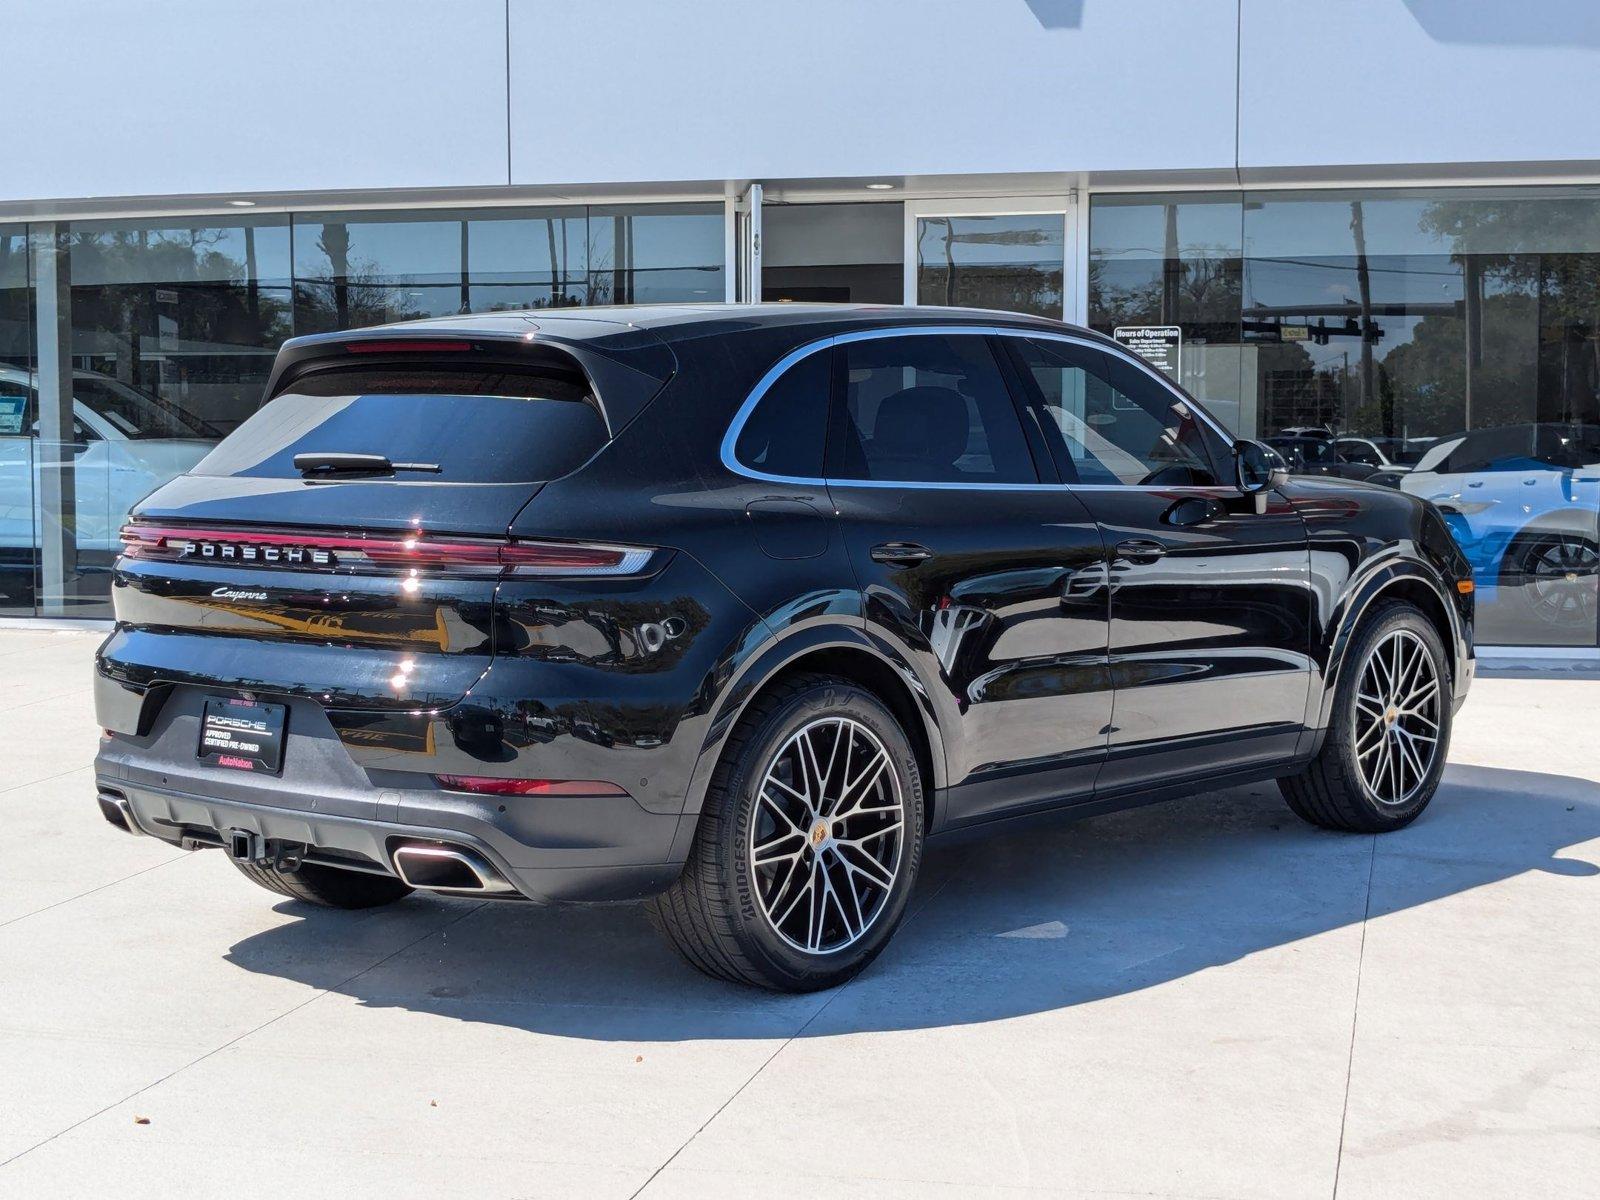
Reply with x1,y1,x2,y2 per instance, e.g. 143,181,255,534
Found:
192,365,608,484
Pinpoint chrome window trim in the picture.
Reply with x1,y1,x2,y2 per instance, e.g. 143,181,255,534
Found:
719,323,1238,491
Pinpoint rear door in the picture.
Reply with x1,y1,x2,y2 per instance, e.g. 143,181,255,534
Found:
1002,335,1314,792
107,353,616,713
825,330,1112,826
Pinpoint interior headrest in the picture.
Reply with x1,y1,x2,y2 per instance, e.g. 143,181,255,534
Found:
870,386,970,469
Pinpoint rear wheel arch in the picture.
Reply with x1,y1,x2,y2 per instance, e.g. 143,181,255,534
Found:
684,631,945,831
759,647,941,831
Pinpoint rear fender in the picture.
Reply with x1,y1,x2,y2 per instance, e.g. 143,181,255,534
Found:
674,620,948,825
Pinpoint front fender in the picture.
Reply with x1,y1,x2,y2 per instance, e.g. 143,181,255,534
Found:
1309,554,1468,737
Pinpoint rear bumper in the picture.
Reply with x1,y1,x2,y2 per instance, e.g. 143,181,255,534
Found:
97,773,683,903
92,684,688,903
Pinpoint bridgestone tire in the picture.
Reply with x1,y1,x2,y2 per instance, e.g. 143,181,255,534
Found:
646,673,925,992
1281,600,1451,833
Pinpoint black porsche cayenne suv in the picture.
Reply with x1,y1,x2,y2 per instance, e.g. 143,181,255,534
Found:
94,304,1474,991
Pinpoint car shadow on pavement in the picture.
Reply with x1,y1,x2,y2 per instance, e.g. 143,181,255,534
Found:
223,763,1600,1040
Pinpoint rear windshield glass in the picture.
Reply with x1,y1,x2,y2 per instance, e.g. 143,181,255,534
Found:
192,365,608,483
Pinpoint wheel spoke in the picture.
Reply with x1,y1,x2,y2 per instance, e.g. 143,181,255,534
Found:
1355,716,1387,753
819,853,858,944
798,727,827,812
760,787,807,830
772,860,815,933
752,830,806,866
764,773,810,808
820,719,844,796
1398,719,1438,743
830,750,889,819
1400,676,1438,711
837,819,904,848
1394,730,1427,787
834,850,867,933
806,865,831,951
1398,707,1439,731
1396,642,1425,703
836,840,895,891
1382,737,1402,801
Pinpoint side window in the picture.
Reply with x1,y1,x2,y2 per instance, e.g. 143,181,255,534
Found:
1337,439,1381,467
732,348,831,479
830,334,1037,484
1010,338,1223,486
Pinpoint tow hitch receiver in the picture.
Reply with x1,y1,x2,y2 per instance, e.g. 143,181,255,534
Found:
227,830,307,872
229,829,262,864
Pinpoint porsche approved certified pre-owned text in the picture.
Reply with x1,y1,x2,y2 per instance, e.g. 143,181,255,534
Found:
94,305,1473,992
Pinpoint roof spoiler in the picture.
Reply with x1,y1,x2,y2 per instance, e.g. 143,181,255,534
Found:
263,322,678,437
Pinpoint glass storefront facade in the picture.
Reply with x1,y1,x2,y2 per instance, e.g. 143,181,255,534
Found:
2,185,1596,650
1090,187,1600,649
0,204,723,617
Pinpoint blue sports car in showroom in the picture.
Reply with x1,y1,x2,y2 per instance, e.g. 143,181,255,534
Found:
1398,422,1599,642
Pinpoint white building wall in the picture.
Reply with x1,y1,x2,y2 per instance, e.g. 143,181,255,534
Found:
7,0,1600,207
506,0,1239,184
8,0,510,201
1238,0,1600,172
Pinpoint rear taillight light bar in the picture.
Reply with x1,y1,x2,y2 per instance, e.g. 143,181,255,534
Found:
435,775,630,797
118,524,654,577
342,339,473,354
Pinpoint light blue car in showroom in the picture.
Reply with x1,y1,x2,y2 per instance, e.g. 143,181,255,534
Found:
1397,422,1600,642
0,366,218,575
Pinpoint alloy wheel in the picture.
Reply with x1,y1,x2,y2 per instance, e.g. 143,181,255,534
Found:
1352,628,1442,806
1524,539,1599,627
749,716,906,955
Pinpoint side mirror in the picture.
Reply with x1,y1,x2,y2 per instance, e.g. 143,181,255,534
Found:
1234,439,1289,513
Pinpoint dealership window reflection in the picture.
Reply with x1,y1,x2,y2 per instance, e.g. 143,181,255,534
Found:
3,204,726,617
1090,189,1600,648
916,213,1064,319
292,204,724,333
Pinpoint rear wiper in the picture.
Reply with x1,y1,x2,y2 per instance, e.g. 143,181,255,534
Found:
293,452,441,476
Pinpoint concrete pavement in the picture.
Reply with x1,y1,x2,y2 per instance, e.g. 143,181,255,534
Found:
0,628,1596,1198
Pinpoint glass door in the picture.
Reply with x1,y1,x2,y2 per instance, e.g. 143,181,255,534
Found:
0,224,37,615
904,197,1077,322
734,183,763,303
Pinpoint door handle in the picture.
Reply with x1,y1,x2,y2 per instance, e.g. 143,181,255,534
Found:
1114,539,1167,564
870,541,933,566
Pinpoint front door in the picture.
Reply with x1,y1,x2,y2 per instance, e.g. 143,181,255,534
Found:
824,330,1112,826
1002,335,1314,793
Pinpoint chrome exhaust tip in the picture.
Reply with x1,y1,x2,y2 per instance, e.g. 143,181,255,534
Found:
97,789,144,837
391,844,515,894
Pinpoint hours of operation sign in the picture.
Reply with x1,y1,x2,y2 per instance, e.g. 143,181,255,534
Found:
1113,325,1182,377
